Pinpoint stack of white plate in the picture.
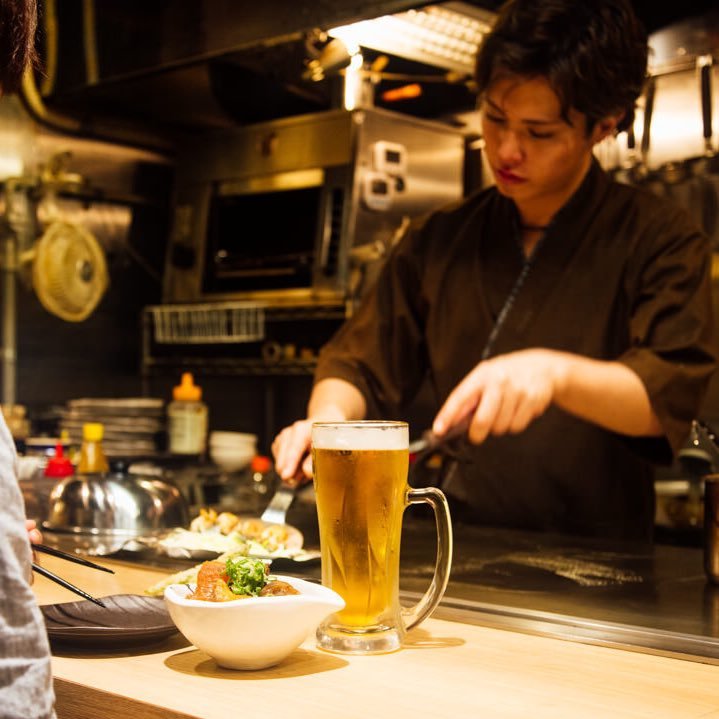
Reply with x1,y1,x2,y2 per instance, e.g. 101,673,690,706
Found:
60,397,165,459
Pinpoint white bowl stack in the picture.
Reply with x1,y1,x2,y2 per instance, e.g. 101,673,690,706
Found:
209,431,258,473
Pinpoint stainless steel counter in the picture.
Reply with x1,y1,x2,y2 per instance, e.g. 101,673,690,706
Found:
395,519,719,664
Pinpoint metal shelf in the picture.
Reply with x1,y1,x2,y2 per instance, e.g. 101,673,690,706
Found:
142,356,316,377
140,302,343,380
265,305,347,322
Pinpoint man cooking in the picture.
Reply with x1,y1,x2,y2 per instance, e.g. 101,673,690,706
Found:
272,0,716,541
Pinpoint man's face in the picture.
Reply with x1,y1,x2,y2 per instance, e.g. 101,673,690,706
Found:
480,75,609,214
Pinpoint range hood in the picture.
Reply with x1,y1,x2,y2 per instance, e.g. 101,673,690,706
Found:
32,0,718,141
36,1,498,135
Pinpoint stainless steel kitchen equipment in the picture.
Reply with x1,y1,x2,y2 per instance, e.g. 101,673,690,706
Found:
163,107,466,307
43,463,190,556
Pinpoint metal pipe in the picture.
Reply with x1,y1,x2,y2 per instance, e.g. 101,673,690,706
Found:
2,230,17,406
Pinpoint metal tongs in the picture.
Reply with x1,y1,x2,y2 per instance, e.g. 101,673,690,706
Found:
260,483,297,526
32,544,114,608
408,418,475,491
259,458,309,526
409,417,473,459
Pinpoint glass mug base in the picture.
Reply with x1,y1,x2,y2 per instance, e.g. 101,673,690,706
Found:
316,621,404,655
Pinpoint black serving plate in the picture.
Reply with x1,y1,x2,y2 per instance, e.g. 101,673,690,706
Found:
41,593,178,648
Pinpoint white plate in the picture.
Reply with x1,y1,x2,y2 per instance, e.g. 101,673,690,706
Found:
153,520,305,561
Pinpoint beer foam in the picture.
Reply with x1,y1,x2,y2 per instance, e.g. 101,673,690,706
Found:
312,422,408,450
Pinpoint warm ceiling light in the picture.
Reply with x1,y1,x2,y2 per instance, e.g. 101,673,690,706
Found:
328,2,495,76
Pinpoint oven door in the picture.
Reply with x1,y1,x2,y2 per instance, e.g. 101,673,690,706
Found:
202,169,325,294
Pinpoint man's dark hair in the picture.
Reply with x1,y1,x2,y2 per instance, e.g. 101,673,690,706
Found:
474,0,648,133
0,0,37,94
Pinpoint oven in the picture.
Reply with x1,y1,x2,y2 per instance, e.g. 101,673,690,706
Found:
163,107,466,307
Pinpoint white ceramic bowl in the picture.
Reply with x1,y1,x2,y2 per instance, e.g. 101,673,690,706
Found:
164,576,344,670
209,431,258,448
209,444,256,473
208,431,258,472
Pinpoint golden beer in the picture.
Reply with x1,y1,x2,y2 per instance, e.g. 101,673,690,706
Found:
312,420,451,655
313,446,408,628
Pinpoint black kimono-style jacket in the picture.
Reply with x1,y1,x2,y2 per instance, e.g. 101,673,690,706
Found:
314,160,716,540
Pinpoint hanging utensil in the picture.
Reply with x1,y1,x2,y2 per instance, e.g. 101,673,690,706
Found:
694,55,718,245
612,121,637,185
631,75,657,186
667,56,719,247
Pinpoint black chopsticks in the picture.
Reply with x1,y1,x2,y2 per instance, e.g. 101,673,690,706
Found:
32,563,107,608
32,544,115,574
31,544,114,608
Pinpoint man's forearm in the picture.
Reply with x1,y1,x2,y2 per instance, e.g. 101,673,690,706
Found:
553,352,663,437
307,378,367,422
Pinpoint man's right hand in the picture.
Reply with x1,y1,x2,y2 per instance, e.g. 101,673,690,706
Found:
272,378,367,484
272,418,314,484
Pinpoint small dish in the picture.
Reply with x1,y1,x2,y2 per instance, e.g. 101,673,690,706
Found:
164,576,344,670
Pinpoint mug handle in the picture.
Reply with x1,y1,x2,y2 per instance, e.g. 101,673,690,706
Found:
401,486,453,631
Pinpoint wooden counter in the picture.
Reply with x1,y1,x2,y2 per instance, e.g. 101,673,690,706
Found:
33,555,719,719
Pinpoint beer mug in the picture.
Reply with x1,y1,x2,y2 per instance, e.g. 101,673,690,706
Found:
312,421,452,655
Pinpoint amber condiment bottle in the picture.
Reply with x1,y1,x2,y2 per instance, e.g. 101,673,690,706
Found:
168,372,208,455
77,422,110,474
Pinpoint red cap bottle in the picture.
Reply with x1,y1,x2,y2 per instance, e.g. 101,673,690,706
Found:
251,455,272,474
44,442,74,478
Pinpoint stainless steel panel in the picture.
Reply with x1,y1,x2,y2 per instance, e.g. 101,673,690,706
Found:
331,108,465,295
165,107,466,306
175,110,356,185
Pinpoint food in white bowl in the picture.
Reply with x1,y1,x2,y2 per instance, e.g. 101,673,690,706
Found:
164,557,344,670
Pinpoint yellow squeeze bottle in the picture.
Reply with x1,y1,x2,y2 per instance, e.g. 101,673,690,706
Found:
77,422,110,474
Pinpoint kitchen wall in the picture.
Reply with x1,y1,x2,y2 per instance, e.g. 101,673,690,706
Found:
0,100,169,430
0,98,339,453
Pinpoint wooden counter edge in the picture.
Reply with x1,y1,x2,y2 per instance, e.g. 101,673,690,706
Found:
54,677,199,719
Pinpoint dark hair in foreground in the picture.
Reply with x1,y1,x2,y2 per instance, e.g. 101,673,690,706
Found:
474,0,648,133
0,0,37,94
